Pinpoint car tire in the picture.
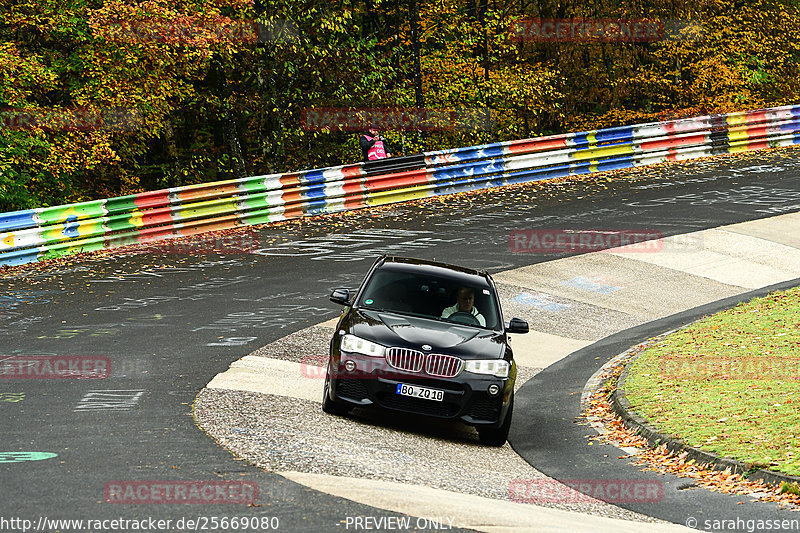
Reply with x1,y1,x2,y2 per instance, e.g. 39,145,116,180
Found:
322,372,351,416
478,394,513,446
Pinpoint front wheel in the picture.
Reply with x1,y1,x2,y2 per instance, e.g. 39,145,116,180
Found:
478,395,513,446
322,372,351,416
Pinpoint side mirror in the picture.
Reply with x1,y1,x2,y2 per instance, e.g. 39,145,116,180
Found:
506,317,529,334
329,288,351,306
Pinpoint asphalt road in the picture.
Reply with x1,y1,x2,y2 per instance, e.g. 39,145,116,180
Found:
1,148,799,532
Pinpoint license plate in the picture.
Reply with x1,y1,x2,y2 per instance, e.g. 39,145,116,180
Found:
396,383,444,402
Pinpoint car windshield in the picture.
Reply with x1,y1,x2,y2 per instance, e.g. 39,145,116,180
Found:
357,268,500,330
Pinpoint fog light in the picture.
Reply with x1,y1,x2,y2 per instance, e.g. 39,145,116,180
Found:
344,360,356,372
487,384,500,396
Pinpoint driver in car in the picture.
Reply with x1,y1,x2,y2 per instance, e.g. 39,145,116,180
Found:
441,287,486,326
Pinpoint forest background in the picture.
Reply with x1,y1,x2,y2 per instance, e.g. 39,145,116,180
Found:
1,0,799,211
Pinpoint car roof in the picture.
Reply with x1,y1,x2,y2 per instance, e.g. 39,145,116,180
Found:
376,256,491,284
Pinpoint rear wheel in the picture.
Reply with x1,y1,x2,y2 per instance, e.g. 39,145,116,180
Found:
322,372,351,416
478,394,513,446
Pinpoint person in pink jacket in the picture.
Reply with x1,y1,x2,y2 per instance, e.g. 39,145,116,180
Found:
360,128,392,162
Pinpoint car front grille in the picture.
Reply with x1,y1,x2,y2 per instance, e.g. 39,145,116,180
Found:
425,354,464,378
385,348,464,378
385,348,425,373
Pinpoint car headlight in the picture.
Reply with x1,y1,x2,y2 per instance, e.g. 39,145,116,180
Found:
464,359,510,378
340,334,386,357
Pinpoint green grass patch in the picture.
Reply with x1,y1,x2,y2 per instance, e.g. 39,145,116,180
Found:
781,481,800,496
624,287,800,476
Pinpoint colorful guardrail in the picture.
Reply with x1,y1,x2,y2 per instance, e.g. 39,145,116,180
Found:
2,105,800,268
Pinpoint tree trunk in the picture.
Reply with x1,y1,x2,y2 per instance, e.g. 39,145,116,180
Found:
409,0,426,144
223,108,247,179
163,120,181,187
214,61,248,179
410,0,424,109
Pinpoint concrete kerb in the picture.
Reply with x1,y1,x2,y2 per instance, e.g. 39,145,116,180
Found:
609,314,800,491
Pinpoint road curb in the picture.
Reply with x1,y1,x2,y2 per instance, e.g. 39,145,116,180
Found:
611,345,800,489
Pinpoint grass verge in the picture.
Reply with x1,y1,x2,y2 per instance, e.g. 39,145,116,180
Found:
624,287,800,477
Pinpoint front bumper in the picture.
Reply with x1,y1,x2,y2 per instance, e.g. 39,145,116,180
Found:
329,352,514,427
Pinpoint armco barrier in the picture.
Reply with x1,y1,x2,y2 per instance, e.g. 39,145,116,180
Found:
2,105,799,268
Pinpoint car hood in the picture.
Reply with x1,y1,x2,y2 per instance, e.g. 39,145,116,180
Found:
348,309,506,359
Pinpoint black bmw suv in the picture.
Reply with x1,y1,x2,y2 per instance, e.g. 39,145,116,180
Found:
323,256,529,446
